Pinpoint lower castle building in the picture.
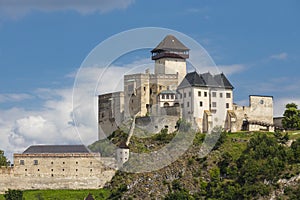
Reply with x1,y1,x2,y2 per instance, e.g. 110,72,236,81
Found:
0,145,116,193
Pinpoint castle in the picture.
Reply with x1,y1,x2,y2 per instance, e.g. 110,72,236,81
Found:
0,34,275,193
0,145,115,193
98,35,275,138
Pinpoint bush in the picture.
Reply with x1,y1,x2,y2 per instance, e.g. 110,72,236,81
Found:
4,189,23,200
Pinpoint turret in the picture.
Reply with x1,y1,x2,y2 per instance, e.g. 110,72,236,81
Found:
151,35,189,84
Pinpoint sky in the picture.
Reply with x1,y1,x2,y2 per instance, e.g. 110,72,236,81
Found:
0,0,300,160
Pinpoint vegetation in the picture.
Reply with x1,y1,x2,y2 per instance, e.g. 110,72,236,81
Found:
3,189,23,200
106,129,300,199
0,189,111,200
0,150,7,167
282,103,300,130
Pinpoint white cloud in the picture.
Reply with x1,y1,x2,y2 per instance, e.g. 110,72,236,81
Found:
0,0,135,19
0,58,151,161
0,93,33,103
269,52,288,60
274,97,300,117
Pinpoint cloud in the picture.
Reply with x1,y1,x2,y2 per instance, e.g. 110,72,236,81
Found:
269,52,288,60
0,58,152,161
274,97,300,117
0,0,135,19
0,93,33,103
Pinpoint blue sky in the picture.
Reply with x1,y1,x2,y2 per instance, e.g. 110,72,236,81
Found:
0,0,300,159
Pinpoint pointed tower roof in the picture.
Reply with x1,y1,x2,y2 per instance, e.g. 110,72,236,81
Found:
151,35,189,52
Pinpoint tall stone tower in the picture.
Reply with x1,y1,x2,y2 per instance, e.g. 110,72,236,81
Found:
151,35,189,84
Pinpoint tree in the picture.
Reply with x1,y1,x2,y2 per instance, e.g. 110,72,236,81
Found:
0,150,7,167
282,103,300,130
4,189,23,200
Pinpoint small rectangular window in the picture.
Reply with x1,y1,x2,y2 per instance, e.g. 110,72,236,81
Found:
181,104,184,108
226,93,231,98
187,102,190,107
204,92,207,97
212,102,217,108
184,93,186,98
33,160,38,165
189,92,191,97
198,91,201,97
20,160,24,165
212,92,217,97
180,93,182,99
162,94,165,99
220,93,223,98
226,103,230,109
200,101,203,107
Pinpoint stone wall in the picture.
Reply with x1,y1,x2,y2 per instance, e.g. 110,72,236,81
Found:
0,154,116,193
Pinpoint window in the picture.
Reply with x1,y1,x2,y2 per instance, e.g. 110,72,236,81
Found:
51,169,53,172
63,162,65,164
226,93,231,98
200,101,203,107
159,86,162,90
90,169,93,172
90,162,93,165
25,169,27,171
184,93,186,98
20,160,24,165
187,102,190,107
33,160,38,165
226,103,230,109
51,161,53,165
76,161,78,164
260,99,264,104
38,169,40,171
162,94,165,99
198,91,201,97
166,94,169,99
76,169,78,172
144,87,146,91
181,104,184,108
62,169,65,171
180,93,182,99
189,92,191,97
212,102,217,107
212,92,217,97
204,92,207,97
220,93,223,98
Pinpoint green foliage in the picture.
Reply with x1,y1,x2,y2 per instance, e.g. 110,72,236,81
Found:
152,128,174,142
4,189,23,200
282,103,300,130
164,190,194,200
0,150,7,167
0,189,111,200
204,126,227,151
274,130,289,144
291,138,300,163
108,184,127,200
88,139,116,157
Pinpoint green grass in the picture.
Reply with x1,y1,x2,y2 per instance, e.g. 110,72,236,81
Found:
0,189,111,200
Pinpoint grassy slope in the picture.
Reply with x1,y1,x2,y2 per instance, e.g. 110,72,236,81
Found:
0,189,110,200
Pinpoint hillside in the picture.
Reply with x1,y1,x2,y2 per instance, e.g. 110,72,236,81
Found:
100,129,300,199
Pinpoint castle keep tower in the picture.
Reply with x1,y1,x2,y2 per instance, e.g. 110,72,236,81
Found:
151,35,189,84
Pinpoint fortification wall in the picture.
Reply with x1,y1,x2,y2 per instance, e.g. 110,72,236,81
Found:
0,154,116,194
